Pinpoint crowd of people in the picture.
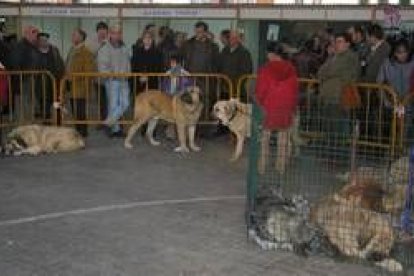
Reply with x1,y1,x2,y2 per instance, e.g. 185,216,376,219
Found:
0,20,414,140
0,21,253,138
290,24,414,140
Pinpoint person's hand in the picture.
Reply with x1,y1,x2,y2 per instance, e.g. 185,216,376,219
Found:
0,62,5,70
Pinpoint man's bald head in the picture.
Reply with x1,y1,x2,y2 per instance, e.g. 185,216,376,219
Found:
23,25,39,44
109,25,123,44
229,30,241,48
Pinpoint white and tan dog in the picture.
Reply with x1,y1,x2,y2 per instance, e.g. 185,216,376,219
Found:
212,99,251,161
1,124,85,156
213,99,304,166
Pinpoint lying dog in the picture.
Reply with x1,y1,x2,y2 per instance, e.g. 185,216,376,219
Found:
249,192,337,257
310,197,402,272
124,86,203,153
212,99,304,163
1,124,85,156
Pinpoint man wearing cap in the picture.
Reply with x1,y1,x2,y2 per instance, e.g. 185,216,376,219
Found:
8,25,43,121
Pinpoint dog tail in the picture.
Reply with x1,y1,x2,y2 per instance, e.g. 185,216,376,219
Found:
374,258,403,272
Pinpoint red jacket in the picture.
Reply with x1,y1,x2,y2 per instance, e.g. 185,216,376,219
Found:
410,69,414,94
255,60,299,130
0,71,7,108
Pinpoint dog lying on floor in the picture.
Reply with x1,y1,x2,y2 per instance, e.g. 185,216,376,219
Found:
310,197,403,272
1,124,85,156
124,86,203,153
212,99,304,163
249,190,403,272
249,191,337,257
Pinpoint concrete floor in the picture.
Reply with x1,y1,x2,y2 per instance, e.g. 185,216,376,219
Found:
0,131,399,276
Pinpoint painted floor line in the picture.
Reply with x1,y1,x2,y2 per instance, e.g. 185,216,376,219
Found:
0,195,245,227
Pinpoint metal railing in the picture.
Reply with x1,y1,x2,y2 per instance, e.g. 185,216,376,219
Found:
237,74,400,156
0,70,57,128
59,72,233,126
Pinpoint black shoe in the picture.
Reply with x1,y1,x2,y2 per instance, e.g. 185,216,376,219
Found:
109,131,125,138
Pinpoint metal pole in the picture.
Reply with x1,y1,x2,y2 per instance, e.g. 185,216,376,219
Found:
350,120,360,185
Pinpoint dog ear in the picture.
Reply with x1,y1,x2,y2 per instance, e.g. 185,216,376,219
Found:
15,136,27,149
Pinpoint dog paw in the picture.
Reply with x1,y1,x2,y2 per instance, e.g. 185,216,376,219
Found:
230,154,241,162
174,146,190,153
190,145,201,152
149,140,161,146
124,142,133,149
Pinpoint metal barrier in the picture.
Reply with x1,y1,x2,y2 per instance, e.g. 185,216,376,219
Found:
237,74,399,156
399,94,414,150
59,72,233,126
0,70,57,130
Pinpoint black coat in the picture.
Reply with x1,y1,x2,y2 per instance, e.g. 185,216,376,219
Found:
131,44,164,90
218,45,253,84
39,46,65,79
0,39,9,68
181,37,219,73
8,39,42,71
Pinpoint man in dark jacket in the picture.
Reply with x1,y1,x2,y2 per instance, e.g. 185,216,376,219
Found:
37,32,65,121
317,32,360,142
219,30,253,101
182,21,220,136
182,21,219,75
131,30,164,91
363,24,391,83
362,24,391,138
348,25,370,75
8,25,43,122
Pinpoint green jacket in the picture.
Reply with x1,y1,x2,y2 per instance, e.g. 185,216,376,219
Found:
317,49,360,104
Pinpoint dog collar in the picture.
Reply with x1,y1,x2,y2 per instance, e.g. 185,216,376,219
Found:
228,106,238,123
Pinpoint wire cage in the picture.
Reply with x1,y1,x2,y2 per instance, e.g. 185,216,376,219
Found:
246,102,414,275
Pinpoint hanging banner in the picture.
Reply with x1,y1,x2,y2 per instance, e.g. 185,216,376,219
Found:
0,6,19,16
21,6,118,18
122,8,236,19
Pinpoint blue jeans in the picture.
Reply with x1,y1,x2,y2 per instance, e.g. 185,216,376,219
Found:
105,79,130,133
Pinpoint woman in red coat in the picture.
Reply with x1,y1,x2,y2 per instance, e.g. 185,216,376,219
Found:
0,61,8,111
255,41,299,174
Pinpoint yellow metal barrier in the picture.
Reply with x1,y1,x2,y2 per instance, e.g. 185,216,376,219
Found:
0,70,57,129
399,94,414,149
237,74,399,155
59,72,233,126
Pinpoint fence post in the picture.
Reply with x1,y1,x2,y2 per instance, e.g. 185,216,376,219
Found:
350,120,360,185
401,147,414,234
246,101,262,229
